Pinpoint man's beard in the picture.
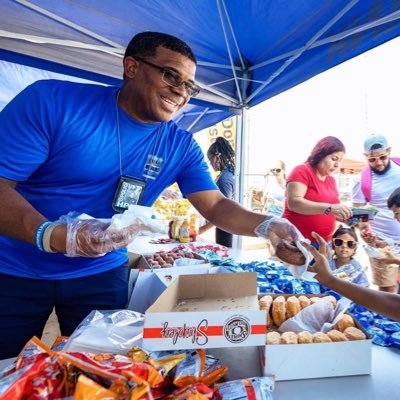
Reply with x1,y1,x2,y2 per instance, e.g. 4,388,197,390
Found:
372,161,391,175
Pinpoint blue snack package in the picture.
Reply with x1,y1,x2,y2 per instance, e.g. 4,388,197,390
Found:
366,327,390,347
302,280,321,294
374,319,400,333
389,332,400,348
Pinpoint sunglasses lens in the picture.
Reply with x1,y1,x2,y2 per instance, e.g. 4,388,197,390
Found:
334,239,343,246
348,241,357,249
163,70,200,97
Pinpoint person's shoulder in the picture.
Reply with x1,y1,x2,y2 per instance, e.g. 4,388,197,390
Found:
28,80,113,97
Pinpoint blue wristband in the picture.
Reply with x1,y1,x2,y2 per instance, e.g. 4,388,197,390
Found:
35,221,53,251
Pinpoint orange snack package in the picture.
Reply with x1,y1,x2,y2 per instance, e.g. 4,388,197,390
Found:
164,382,214,399
173,350,227,388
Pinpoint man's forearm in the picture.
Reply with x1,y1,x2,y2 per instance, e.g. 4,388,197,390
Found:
0,179,46,245
203,198,266,236
328,277,400,321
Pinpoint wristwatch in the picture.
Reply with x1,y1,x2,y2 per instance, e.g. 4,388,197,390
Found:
324,205,332,215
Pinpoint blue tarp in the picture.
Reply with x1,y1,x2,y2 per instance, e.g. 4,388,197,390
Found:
1,0,400,131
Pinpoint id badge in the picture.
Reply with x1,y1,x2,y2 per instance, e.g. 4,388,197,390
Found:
112,176,146,212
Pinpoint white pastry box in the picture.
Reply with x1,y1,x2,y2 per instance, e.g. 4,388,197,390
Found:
142,272,266,351
259,294,372,381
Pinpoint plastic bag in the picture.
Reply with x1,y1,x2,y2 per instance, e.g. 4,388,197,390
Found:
63,310,144,354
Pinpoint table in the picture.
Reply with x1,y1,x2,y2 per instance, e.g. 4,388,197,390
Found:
2,345,397,399
210,345,400,400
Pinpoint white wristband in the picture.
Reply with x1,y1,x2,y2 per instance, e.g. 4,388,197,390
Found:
42,223,61,253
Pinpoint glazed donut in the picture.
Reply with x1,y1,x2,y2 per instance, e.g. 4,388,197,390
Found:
275,240,306,265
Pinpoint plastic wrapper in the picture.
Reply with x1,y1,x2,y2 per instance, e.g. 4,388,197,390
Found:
331,263,368,285
389,332,400,347
348,303,400,347
164,382,214,399
173,350,227,388
108,205,167,234
63,309,144,354
0,355,64,400
127,347,186,377
279,296,352,334
213,376,275,400
373,319,400,333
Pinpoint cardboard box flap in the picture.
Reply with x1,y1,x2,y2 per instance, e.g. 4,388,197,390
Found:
147,272,258,313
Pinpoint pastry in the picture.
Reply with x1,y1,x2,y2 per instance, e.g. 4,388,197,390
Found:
280,331,298,344
259,295,273,328
272,296,286,326
286,296,301,318
297,331,313,344
312,332,332,343
336,314,355,332
298,295,311,309
327,329,348,342
266,331,281,345
344,327,367,341
275,240,306,265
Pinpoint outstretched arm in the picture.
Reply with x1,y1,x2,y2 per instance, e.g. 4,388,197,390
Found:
302,231,400,322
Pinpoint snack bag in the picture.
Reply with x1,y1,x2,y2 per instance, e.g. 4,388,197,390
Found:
164,382,214,399
173,350,227,388
214,377,275,400
128,347,186,376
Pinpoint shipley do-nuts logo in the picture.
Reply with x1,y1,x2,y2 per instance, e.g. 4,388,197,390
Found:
223,315,250,343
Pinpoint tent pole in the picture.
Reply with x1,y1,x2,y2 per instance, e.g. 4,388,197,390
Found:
232,107,248,249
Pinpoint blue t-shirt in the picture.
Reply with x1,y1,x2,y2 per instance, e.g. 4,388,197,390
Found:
216,168,234,199
0,80,216,279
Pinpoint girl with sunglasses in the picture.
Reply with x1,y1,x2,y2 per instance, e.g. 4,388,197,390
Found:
329,226,369,286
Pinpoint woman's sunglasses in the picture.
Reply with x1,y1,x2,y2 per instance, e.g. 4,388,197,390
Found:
367,154,388,163
333,238,357,249
271,168,282,173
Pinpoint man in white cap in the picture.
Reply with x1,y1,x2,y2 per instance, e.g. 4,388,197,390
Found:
352,134,400,293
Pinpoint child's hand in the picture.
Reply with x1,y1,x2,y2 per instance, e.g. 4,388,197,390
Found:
379,248,400,265
301,232,334,286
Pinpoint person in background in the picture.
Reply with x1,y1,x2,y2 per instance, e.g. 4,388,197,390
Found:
0,31,298,358
264,160,287,216
199,137,235,247
353,134,400,293
282,136,352,243
303,231,400,322
329,225,368,286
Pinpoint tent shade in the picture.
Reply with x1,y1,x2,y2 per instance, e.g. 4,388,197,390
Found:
1,0,400,131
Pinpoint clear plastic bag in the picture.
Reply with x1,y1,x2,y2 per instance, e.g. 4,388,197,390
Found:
63,309,144,355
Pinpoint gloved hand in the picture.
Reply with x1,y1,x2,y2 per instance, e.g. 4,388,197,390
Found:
255,216,300,248
59,213,142,257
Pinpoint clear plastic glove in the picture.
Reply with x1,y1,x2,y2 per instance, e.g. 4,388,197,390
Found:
59,213,142,257
160,189,182,201
255,216,300,248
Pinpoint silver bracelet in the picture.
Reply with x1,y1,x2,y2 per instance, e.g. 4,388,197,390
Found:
42,223,62,253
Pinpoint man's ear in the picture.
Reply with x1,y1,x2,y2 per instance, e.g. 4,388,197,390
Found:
123,57,139,79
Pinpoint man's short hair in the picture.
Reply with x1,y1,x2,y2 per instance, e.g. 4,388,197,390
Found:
124,31,196,64
388,187,400,209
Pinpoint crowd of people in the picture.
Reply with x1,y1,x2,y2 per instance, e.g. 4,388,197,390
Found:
1,29,400,361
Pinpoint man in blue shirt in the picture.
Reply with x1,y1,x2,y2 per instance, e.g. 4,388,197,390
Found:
0,32,298,358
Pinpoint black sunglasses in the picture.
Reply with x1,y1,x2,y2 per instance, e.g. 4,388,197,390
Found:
367,154,388,163
271,168,282,173
333,238,357,249
134,56,200,97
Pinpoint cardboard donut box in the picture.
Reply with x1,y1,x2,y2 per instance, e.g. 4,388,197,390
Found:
258,293,372,381
142,272,266,351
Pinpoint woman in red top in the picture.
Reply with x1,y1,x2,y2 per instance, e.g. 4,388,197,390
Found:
282,136,352,242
